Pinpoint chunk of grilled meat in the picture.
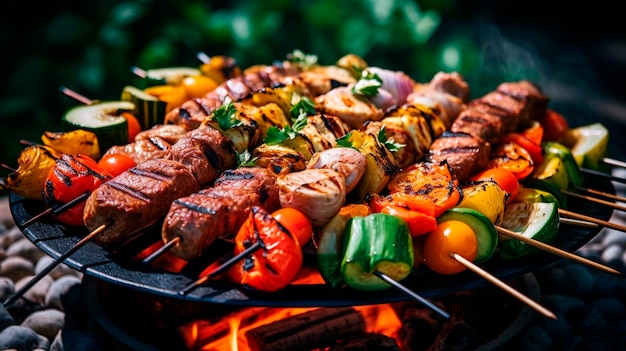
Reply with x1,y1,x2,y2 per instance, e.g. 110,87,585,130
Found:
428,71,471,103
134,124,189,145
496,80,549,128
314,85,385,130
102,137,172,164
83,159,200,247
164,62,303,130
161,167,280,260
450,108,507,146
425,131,491,181
166,125,237,186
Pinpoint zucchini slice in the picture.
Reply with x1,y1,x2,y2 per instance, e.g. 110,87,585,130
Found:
121,85,167,130
498,202,560,260
438,207,498,264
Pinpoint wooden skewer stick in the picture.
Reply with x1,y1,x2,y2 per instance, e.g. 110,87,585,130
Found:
561,190,626,212
59,86,94,105
179,241,263,296
603,157,626,169
373,270,450,320
197,52,211,64
1,163,16,173
559,208,626,232
560,217,599,228
3,223,108,307
451,253,557,320
496,226,621,276
581,168,626,185
20,191,92,229
573,186,626,204
142,236,181,265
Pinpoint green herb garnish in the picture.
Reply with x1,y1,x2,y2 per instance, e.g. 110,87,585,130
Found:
287,49,318,68
352,69,382,97
378,126,404,152
290,93,316,118
263,111,308,145
214,97,241,130
336,131,357,149
237,150,257,168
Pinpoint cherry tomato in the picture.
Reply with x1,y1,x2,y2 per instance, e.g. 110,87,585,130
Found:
229,206,303,292
43,154,111,226
180,75,219,99
97,154,137,177
271,207,313,246
423,220,477,275
470,167,520,204
122,112,142,142
538,109,569,142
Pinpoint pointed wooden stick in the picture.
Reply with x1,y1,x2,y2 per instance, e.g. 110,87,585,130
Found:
197,52,211,64
562,190,626,212
3,223,108,307
451,253,556,319
603,157,626,169
20,191,92,229
573,186,626,203
142,236,181,265
558,208,626,232
373,270,450,320
59,86,94,105
179,241,262,296
1,163,16,173
496,226,621,276
559,217,599,228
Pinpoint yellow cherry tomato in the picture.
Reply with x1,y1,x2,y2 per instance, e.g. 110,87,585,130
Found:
422,220,478,275
180,75,219,99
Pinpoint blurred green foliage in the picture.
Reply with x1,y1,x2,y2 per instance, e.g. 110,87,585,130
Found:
1,0,550,180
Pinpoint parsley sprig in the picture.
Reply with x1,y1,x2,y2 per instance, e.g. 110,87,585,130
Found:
263,111,308,145
214,97,241,130
237,150,257,168
290,93,316,118
336,132,356,149
287,49,318,68
352,69,382,97
377,126,404,152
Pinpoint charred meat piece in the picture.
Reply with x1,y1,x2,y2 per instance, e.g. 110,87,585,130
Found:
83,159,199,247
164,63,302,130
425,131,491,181
428,71,471,103
469,91,525,133
450,108,506,146
134,124,189,145
162,167,280,260
102,137,172,164
496,80,549,123
166,125,237,186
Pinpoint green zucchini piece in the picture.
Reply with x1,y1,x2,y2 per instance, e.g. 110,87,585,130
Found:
341,213,414,291
560,122,609,172
121,86,167,130
437,207,498,264
540,142,584,188
521,178,567,209
62,101,133,153
498,202,560,260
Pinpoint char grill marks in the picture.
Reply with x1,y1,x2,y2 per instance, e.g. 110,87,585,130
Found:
102,136,172,164
164,63,303,130
83,159,200,247
426,80,549,180
162,167,281,260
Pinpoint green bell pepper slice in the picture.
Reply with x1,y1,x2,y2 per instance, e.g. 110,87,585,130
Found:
341,213,414,291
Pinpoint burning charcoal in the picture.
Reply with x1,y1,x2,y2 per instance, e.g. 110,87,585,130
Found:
426,321,479,351
396,302,444,351
326,332,401,350
0,325,50,350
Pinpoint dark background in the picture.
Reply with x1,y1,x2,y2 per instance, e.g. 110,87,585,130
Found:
2,0,625,191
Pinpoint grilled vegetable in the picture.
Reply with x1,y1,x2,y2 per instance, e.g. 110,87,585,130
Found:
0,145,62,201
367,194,438,236
316,204,370,288
498,202,560,260
470,167,520,204
458,180,508,225
228,206,303,292
121,85,167,130
62,101,134,153
41,129,101,161
437,207,498,264
519,178,567,208
487,140,535,180
422,219,478,274
139,66,201,87
560,122,609,172
43,154,111,226
341,213,414,291
532,141,583,189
